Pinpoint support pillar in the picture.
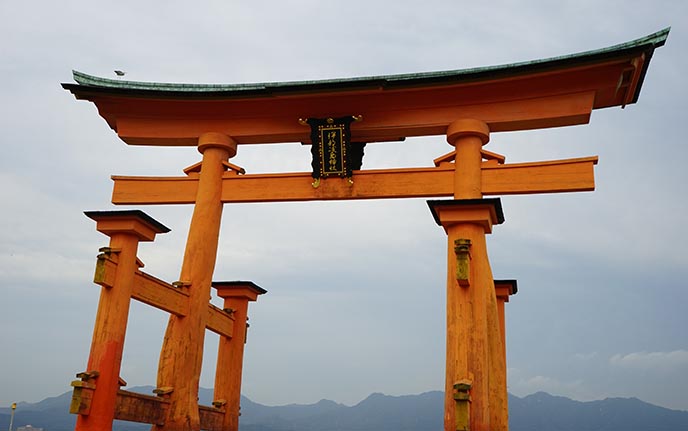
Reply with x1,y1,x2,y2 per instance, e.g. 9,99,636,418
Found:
494,280,518,367
155,133,237,431
494,279,517,418
429,199,505,431
212,281,266,431
434,117,507,431
75,210,169,431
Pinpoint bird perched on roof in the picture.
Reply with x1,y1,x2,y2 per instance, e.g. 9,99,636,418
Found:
114,70,126,77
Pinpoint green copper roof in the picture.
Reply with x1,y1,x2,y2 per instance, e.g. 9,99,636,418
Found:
68,28,669,99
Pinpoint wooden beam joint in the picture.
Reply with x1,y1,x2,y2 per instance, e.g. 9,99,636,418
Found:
69,371,99,415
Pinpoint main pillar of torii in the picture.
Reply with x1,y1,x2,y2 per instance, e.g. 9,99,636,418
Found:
153,133,236,430
429,119,506,431
62,28,668,431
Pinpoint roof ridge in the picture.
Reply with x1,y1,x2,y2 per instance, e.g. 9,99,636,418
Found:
69,27,670,93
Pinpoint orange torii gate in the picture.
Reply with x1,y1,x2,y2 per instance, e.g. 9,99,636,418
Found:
63,29,668,431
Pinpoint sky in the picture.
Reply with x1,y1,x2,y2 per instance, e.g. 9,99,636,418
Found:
1,0,687,413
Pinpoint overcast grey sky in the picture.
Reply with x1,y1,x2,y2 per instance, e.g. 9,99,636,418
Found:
1,0,686,413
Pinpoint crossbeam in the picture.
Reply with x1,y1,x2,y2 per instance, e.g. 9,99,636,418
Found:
111,156,597,205
114,390,168,426
94,254,235,337
198,405,225,431
111,390,223,430
206,304,235,338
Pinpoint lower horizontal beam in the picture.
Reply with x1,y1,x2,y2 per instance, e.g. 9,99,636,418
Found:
93,254,235,337
94,255,189,316
111,390,225,430
111,156,598,205
207,304,235,338
199,404,225,431
114,389,169,425
132,271,189,317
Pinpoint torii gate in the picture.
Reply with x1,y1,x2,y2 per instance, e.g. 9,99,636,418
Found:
63,28,668,431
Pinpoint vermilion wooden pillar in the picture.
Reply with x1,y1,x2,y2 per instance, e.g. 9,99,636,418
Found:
494,279,518,368
212,281,266,431
432,118,508,431
75,210,169,431
429,199,505,431
155,133,237,431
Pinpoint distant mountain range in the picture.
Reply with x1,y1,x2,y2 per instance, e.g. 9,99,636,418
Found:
1,387,686,431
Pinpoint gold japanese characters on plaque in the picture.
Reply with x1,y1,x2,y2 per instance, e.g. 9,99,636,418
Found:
301,116,365,184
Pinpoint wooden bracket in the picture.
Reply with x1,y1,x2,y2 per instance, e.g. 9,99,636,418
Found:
212,399,227,408
97,248,143,267
433,150,456,166
433,149,506,167
222,160,246,175
183,160,246,176
98,247,121,255
172,280,191,289
153,386,174,397
480,148,506,164
454,239,472,286
75,370,100,380
70,378,97,415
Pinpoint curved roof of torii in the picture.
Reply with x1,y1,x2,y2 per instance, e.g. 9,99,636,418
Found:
62,28,669,146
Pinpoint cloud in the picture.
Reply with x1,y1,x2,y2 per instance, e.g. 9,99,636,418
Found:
604,351,688,410
609,350,688,370
574,352,598,361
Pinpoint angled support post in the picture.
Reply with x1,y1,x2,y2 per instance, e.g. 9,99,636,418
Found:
73,210,169,431
212,281,267,431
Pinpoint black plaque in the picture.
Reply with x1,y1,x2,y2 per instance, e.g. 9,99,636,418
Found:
306,116,365,180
